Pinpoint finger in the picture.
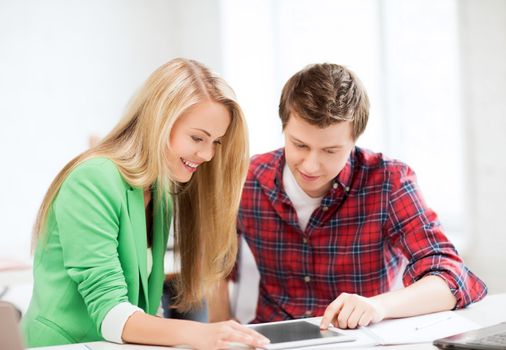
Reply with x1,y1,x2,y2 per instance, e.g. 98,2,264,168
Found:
336,300,356,329
346,307,365,329
370,307,384,324
320,299,343,329
320,295,346,329
223,329,269,348
358,310,373,327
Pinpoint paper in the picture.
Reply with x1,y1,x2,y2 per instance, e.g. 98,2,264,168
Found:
362,310,481,345
293,312,480,347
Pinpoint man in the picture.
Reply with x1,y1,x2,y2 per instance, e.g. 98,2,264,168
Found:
210,63,486,330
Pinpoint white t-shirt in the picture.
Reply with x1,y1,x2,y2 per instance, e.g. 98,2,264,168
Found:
282,164,323,231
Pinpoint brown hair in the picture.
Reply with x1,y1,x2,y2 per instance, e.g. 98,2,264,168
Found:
279,63,369,139
33,58,249,311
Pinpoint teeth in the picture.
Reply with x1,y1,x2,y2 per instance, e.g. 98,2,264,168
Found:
182,159,198,168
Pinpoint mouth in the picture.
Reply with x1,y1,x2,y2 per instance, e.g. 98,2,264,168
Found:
180,158,200,173
299,170,320,182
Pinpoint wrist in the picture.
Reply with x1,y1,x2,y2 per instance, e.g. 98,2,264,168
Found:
370,294,389,320
168,319,201,346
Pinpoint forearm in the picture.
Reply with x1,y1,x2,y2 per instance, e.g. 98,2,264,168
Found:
372,275,457,319
208,278,233,322
122,311,198,346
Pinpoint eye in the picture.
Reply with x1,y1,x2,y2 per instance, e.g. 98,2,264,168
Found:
213,139,222,145
295,143,308,149
191,136,204,143
325,149,336,154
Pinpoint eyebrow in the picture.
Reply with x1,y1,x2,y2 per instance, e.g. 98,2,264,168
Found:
290,136,345,149
191,128,211,137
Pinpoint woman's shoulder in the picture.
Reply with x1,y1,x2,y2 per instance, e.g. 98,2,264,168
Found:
64,157,128,191
53,157,130,214
74,156,118,171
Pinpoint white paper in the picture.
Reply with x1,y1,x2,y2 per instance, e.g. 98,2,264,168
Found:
362,311,481,345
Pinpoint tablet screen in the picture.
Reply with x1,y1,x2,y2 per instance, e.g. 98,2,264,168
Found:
249,320,353,349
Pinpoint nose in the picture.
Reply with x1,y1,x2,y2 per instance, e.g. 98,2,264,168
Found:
196,144,215,162
301,151,320,173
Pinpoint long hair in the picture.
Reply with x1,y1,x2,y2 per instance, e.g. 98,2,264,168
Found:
32,58,249,311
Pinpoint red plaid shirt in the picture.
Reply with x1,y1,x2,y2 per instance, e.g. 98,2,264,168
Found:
236,147,487,323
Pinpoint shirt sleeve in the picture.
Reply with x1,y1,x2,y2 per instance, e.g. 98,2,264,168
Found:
53,160,132,335
101,302,144,343
385,163,487,308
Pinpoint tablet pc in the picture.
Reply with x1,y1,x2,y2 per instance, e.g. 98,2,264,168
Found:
248,319,354,349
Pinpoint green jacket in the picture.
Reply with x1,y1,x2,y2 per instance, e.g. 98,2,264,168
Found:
22,158,171,347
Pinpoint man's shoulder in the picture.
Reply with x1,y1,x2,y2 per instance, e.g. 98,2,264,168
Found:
250,148,283,166
352,148,417,189
248,148,283,178
355,147,410,174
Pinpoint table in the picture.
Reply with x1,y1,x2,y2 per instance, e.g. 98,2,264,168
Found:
31,293,506,350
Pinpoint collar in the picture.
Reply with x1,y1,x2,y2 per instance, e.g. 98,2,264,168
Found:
253,147,356,203
334,147,355,193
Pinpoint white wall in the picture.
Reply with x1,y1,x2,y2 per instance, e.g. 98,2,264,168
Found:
171,0,224,73
0,0,177,259
459,0,506,293
1,0,504,300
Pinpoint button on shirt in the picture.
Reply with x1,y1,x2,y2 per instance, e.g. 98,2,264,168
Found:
236,147,487,323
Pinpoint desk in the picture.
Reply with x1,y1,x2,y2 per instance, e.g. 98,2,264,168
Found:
31,293,506,350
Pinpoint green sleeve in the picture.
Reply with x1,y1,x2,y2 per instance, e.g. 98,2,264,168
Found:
53,159,129,333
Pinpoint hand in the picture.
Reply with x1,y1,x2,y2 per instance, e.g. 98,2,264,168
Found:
190,320,270,350
320,293,386,330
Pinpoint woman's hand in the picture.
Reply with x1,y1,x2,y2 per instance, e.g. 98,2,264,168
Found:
189,319,270,349
320,293,386,330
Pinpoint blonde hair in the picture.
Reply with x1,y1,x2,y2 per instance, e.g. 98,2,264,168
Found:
33,58,249,311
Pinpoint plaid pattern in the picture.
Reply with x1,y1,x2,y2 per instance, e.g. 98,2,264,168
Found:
237,147,487,323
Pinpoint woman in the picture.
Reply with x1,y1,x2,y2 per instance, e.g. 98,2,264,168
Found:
21,58,269,349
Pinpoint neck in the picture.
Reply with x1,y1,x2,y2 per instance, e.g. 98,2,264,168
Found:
144,189,152,209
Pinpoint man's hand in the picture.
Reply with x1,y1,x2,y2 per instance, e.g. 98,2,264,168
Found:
319,293,386,329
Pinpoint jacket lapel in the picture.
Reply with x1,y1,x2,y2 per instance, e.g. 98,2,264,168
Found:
126,187,149,309
148,194,171,314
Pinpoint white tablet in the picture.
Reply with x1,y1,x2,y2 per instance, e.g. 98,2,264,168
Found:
248,319,354,349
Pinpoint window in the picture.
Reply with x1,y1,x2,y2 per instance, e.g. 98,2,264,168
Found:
220,0,466,249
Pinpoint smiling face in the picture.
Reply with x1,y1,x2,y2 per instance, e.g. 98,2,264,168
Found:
167,100,231,183
284,112,355,198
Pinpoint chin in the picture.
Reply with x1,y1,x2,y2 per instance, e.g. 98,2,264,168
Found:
179,176,193,184
172,172,193,183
